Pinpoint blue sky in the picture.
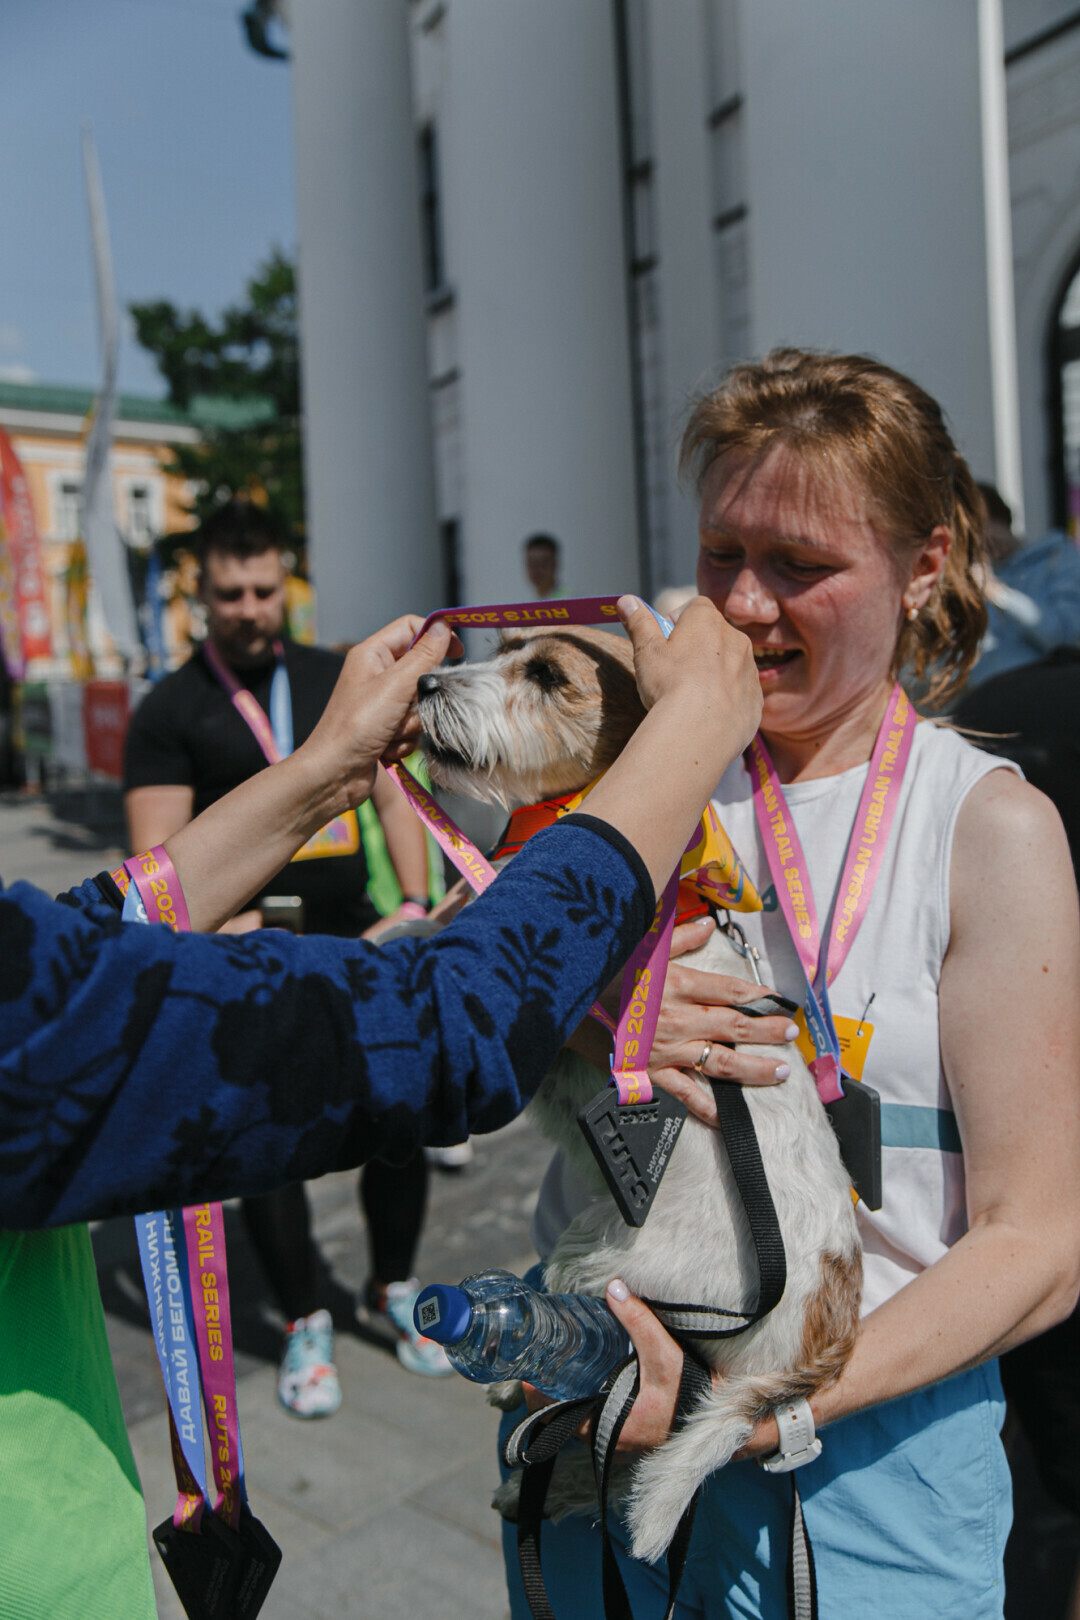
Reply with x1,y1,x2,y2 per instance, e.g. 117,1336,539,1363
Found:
1,0,295,397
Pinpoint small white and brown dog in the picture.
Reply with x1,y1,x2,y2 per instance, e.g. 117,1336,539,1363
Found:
416,625,861,1565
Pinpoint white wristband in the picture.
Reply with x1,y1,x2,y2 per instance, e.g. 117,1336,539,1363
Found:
759,1397,822,1473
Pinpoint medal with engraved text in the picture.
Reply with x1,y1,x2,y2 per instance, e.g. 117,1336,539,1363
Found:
578,1087,688,1227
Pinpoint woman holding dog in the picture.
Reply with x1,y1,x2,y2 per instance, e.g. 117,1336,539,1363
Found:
517,351,1080,1618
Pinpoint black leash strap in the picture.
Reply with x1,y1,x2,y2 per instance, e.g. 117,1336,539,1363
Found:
508,1351,712,1620
787,1476,818,1620
645,1078,787,1339
656,1353,712,1620
510,1392,602,1620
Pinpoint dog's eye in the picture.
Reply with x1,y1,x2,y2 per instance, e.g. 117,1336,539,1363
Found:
524,658,567,694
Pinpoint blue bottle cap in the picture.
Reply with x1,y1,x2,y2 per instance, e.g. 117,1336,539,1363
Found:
413,1283,471,1344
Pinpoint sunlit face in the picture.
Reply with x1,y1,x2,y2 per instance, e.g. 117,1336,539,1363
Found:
200,548,286,668
697,446,914,743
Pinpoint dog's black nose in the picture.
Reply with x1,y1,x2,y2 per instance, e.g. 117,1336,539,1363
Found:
417,673,440,698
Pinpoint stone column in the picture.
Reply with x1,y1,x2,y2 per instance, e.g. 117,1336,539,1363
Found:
290,0,440,641
646,0,721,587
441,0,640,602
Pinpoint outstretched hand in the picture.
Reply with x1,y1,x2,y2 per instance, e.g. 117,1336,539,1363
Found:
300,614,463,810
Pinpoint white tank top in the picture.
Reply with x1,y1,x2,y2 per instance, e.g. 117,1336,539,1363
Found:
531,722,1016,1316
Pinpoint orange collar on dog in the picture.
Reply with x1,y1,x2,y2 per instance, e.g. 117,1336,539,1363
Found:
489,795,580,859
490,789,762,920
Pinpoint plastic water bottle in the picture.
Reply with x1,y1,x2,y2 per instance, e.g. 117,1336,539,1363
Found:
413,1269,631,1401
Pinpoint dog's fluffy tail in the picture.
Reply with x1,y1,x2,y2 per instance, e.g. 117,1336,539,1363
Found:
625,1250,860,1565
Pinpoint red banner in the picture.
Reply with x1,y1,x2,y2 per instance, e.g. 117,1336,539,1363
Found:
0,509,22,678
0,426,53,669
83,680,129,779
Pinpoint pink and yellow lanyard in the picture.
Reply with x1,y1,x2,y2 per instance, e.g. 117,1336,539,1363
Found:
115,850,248,1538
746,681,916,1104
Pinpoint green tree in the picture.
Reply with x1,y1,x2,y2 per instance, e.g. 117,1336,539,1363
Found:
130,248,304,539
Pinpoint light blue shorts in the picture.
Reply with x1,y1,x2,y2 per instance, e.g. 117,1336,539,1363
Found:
499,1360,1010,1619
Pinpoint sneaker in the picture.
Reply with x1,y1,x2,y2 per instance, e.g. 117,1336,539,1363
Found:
278,1309,342,1417
425,1139,474,1171
377,1279,453,1377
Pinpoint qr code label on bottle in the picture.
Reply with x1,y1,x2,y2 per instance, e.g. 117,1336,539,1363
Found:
418,1297,441,1331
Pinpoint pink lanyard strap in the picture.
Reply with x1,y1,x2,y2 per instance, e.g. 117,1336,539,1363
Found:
120,847,247,1531
747,682,917,1101
202,636,284,765
120,844,193,933
182,1203,245,1529
389,595,678,1103
389,768,501,894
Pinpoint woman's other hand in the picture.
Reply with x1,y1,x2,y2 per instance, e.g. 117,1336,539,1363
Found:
646,917,799,1124
606,1281,787,1461
520,1280,686,1453
604,1279,687,1452
300,614,463,812
524,1280,784,1459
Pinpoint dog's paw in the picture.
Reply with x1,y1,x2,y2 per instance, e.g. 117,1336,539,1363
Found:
486,1379,525,1411
491,1475,522,1522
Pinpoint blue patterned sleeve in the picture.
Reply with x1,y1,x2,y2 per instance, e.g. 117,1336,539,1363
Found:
0,818,653,1227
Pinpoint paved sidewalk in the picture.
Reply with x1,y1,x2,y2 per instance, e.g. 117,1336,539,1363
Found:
117,1161,537,1620
7,787,1075,1619
1,788,546,1619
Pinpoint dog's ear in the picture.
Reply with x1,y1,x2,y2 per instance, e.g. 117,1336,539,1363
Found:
590,644,647,769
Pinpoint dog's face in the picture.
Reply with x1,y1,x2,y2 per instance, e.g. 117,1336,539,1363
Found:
417,626,647,807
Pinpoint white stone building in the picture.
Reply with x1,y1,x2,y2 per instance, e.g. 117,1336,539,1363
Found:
279,0,1080,640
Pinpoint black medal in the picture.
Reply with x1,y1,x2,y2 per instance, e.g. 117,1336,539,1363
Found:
153,1511,245,1620
825,1080,882,1210
578,1086,688,1227
231,1506,283,1618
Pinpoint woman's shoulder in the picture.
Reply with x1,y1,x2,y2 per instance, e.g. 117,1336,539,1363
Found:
948,766,1075,960
909,716,1020,794
953,758,1065,851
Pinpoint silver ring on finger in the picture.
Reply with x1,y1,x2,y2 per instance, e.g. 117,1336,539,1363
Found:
693,1041,713,1075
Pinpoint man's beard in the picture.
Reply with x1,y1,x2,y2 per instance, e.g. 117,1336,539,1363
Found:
215,626,281,670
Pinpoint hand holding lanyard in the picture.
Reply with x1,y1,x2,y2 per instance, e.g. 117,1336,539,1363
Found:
202,637,361,862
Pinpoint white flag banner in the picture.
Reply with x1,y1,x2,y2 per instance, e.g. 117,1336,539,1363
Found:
80,124,139,658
